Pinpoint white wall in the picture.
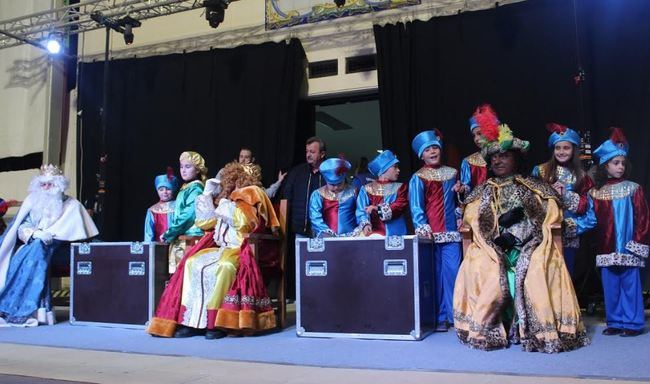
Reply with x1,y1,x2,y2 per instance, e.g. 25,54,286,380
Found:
0,0,56,219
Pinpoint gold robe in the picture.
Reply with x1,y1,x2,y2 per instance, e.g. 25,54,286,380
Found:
453,176,589,353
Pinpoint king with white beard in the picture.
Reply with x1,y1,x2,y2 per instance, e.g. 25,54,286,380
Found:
0,164,98,327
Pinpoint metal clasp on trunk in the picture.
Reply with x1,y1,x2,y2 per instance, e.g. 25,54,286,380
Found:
130,242,144,254
307,238,325,252
385,235,404,251
305,260,327,276
383,259,407,276
78,243,91,254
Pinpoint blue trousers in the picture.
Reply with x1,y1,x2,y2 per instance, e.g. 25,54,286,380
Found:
563,247,577,278
434,242,461,324
601,266,644,331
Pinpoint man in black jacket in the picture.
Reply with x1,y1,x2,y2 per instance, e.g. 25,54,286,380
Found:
283,136,326,236
282,136,326,299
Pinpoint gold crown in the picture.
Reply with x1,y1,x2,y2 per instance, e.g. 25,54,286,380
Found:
39,164,63,177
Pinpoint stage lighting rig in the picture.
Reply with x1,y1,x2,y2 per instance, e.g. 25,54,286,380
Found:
45,32,63,54
204,0,229,29
90,11,141,45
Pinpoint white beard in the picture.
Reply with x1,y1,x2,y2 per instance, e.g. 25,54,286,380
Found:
28,189,64,230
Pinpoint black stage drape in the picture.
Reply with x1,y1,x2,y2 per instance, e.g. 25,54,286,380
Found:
77,39,306,241
374,0,650,191
374,0,650,297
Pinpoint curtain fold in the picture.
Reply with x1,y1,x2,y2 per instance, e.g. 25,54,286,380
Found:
77,39,306,241
374,0,649,189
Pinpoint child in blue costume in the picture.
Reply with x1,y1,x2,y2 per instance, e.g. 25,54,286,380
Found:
309,158,360,237
144,167,180,243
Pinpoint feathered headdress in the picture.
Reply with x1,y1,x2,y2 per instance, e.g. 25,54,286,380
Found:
593,127,629,165
474,107,528,159
473,104,500,141
320,157,351,185
154,166,180,193
546,123,580,148
335,154,348,176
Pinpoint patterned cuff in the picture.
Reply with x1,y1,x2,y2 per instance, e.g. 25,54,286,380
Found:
596,252,646,268
564,218,578,238
563,191,580,212
358,219,371,230
377,203,392,221
432,231,461,243
454,207,463,220
626,240,649,259
415,224,433,238
317,229,336,238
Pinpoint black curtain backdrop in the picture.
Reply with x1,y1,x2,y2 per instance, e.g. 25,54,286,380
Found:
77,39,306,241
374,0,650,191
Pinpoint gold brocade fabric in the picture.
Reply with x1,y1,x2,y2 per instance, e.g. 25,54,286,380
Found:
453,178,589,353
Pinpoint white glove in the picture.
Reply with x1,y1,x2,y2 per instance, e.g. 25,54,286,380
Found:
33,230,54,245
203,178,222,197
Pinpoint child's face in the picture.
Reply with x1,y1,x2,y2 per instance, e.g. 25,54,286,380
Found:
380,165,400,181
472,128,482,148
326,182,345,193
421,145,441,166
553,141,574,164
238,149,253,164
179,160,199,181
605,156,626,179
157,187,173,202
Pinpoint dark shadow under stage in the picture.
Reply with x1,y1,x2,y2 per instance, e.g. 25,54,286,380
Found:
0,312,648,381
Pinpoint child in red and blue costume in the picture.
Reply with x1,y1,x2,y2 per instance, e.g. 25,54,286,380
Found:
532,123,596,277
409,130,461,331
459,104,492,194
591,128,649,337
357,150,408,236
309,158,360,237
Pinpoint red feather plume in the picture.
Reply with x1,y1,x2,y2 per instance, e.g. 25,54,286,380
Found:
166,166,174,182
335,154,348,176
609,127,627,145
474,104,499,141
545,123,567,134
434,128,444,140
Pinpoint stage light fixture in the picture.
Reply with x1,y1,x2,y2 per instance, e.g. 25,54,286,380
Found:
45,32,63,54
204,0,229,29
334,0,346,8
119,16,141,45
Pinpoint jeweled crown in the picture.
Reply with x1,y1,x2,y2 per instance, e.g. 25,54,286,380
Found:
39,164,63,177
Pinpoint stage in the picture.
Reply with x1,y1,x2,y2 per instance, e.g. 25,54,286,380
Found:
0,310,648,382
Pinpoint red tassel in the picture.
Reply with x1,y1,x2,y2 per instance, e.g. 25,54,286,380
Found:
545,123,567,134
166,166,174,182
609,127,627,145
474,104,499,141
434,128,444,140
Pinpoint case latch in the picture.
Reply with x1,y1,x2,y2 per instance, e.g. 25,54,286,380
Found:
383,259,407,276
76,261,92,275
305,260,327,276
128,261,146,276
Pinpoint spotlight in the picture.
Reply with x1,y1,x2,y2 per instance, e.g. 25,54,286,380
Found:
44,32,63,54
204,0,229,29
118,16,141,45
334,0,346,7
123,23,134,44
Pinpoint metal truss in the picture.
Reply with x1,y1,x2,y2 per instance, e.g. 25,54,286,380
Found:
0,0,205,50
